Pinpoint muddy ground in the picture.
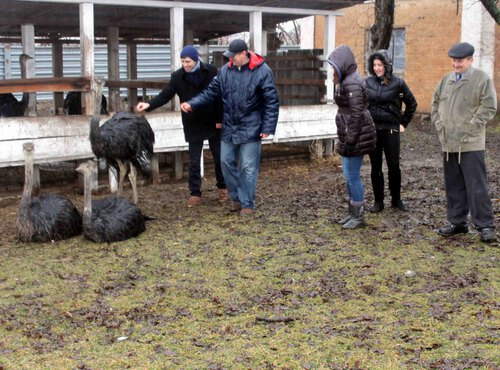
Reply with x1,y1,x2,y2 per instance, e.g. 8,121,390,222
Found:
1,115,498,245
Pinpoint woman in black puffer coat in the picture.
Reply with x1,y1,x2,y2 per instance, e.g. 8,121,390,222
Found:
365,50,417,213
328,45,376,229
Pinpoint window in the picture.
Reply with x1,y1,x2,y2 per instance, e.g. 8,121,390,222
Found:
365,28,406,77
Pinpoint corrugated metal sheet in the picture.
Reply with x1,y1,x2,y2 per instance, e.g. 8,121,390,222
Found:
0,43,299,101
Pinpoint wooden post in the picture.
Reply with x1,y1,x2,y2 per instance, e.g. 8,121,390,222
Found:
21,24,36,117
151,154,160,184
107,27,121,113
52,40,64,114
80,3,95,116
126,42,138,111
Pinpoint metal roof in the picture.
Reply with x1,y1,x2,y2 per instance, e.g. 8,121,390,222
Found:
0,0,364,43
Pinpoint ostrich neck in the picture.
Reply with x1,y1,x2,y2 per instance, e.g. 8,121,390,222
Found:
82,172,93,228
20,150,34,208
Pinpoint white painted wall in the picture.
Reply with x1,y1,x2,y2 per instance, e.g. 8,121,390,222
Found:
461,0,495,78
298,16,315,50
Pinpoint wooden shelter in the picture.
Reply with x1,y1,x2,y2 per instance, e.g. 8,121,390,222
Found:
0,0,364,187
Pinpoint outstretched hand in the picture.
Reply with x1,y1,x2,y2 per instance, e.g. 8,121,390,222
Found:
180,102,192,113
136,102,150,112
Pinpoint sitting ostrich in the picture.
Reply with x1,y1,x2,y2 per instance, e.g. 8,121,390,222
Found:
64,91,108,115
76,160,148,243
0,54,33,117
89,77,155,204
16,142,82,242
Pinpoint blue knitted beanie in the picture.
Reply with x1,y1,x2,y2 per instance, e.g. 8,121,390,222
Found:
180,45,199,62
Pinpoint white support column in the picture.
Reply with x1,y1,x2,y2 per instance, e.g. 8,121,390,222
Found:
249,11,262,54
107,27,120,113
21,24,36,116
323,15,337,157
324,15,336,104
461,0,495,78
170,7,184,180
80,2,95,116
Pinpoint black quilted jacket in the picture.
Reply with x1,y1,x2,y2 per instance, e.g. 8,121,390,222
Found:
328,45,376,157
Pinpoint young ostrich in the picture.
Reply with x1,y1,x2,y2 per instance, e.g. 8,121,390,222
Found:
76,160,148,243
0,54,33,117
16,142,82,242
89,78,155,204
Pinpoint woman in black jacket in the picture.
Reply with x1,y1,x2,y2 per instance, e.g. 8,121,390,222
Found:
365,50,417,212
328,45,376,229
136,45,227,208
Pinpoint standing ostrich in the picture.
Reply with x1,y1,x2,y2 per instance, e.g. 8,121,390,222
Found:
76,160,148,243
16,142,82,242
0,54,33,117
89,78,155,204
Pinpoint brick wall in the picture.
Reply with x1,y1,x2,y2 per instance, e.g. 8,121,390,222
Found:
315,0,500,113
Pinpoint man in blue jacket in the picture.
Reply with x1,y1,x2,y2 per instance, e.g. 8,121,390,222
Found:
181,39,279,216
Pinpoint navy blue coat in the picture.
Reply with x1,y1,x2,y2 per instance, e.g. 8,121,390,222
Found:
146,62,222,142
188,51,279,145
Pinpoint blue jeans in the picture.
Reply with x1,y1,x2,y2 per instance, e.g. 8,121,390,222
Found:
221,140,262,209
342,155,365,203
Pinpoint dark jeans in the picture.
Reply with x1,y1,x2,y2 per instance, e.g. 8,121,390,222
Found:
443,151,494,229
188,136,226,197
369,128,401,204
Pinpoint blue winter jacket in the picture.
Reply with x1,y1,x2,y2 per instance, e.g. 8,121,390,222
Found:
188,51,279,144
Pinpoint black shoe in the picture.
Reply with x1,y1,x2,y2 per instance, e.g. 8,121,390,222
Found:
479,228,496,243
369,201,384,213
391,200,408,212
438,224,468,237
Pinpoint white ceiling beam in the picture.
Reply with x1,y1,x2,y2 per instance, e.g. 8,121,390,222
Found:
15,0,343,16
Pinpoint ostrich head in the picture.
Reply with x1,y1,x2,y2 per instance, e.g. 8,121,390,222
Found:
19,54,33,79
75,160,95,178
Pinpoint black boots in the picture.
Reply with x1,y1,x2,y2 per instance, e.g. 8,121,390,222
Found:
369,201,384,213
369,200,408,212
391,200,408,212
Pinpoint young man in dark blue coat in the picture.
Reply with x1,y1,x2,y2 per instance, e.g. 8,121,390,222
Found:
181,39,279,216
137,45,227,208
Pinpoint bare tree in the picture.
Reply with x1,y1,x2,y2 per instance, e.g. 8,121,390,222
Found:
276,20,301,45
370,0,395,52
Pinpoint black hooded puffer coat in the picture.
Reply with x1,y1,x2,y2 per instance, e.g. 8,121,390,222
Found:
365,50,417,129
328,45,376,157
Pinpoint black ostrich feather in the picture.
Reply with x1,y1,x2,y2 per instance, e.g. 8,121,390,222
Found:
90,111,155,178
18,194,82,242
84,196,147,243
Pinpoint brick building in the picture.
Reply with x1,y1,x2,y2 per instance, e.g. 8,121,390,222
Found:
313,0,500,113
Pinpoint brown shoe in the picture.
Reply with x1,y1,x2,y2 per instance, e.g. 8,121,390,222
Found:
218,189,229,203
239,208,254,216
187,196,201,208
229,201,241,212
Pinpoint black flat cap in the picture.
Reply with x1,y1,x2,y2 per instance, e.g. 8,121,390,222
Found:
223,39,248,58
448,42,475,59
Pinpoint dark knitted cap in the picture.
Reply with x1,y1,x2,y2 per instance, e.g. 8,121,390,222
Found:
448,42,474,59
180,45,199,62
223,39,248,58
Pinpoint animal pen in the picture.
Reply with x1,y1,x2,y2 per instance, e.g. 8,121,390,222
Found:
0,0,361,191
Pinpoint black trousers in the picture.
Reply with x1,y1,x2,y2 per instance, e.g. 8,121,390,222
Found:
443,151,494,229
369,128,401,204
188,135,226,196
